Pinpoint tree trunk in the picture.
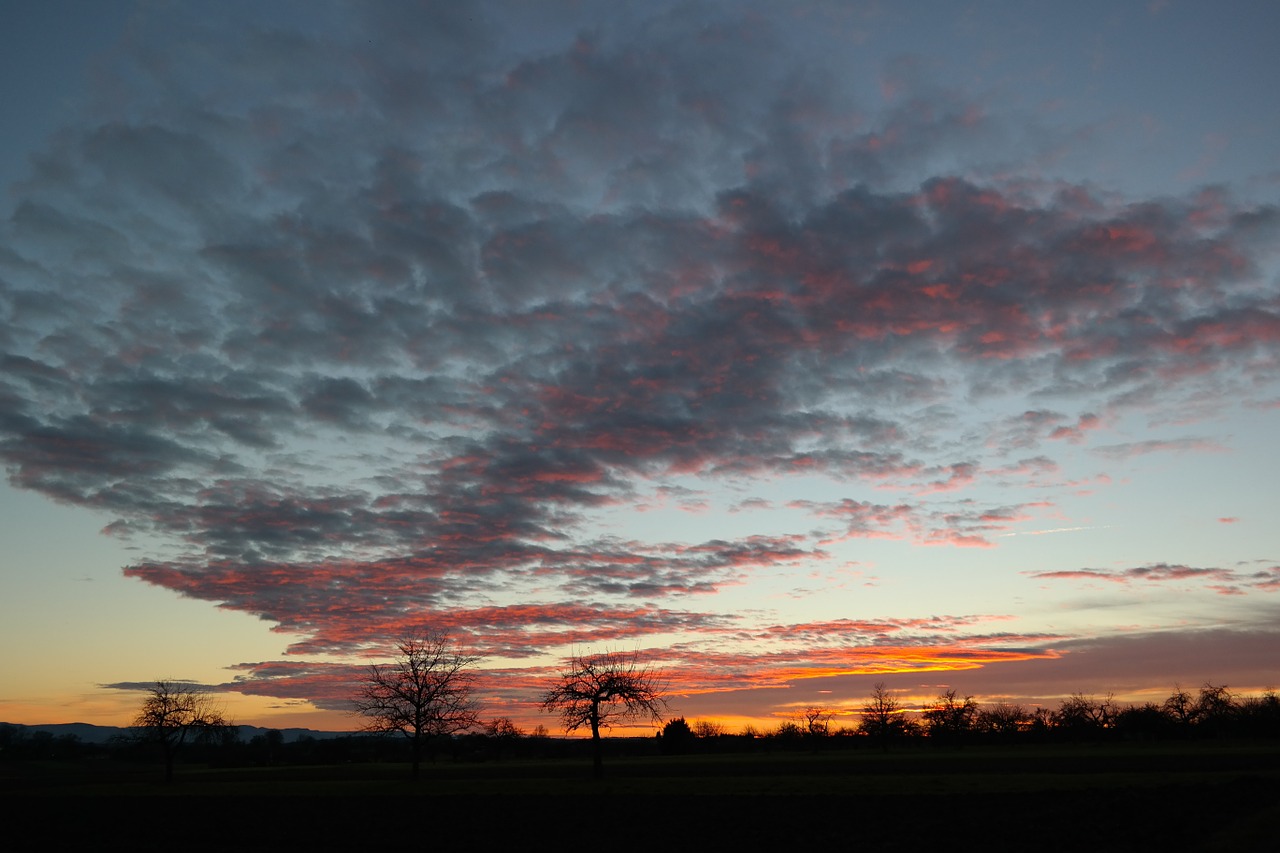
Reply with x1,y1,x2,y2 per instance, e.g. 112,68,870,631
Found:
590,706,603,779
411,733,422,780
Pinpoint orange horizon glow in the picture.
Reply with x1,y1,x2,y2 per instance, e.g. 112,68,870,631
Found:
283,680,1280,736
14,675,1279,735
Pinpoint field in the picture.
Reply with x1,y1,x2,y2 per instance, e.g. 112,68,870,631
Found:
5,741,1278,851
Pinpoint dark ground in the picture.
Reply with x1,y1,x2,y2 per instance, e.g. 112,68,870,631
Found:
6,742,1277,851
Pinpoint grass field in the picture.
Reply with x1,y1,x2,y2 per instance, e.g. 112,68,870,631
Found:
5,741,1278,851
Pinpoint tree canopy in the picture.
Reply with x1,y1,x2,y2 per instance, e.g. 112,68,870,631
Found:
131,680,229,783
352,630,482,779
542,649,666,776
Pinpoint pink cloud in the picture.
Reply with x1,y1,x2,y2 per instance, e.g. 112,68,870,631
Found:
1049,412,1102,443
1025,562,1275,592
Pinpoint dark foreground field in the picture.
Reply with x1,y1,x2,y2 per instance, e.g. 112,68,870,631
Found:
6,742,1278,851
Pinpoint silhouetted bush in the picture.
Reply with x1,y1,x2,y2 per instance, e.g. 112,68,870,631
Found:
660,717,696,754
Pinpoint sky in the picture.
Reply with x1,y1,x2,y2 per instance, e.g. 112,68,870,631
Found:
2,0,1278,734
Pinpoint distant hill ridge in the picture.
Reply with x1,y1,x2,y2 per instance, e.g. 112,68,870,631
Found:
0,721,358,744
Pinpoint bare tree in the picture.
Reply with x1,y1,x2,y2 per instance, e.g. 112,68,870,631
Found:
793,706,834,752
923,689,978,742
485,716,524,739
131,680,229,784
541,649,667,777
860,682,916,745
693,719,726,738
1164,684,1196,727
353,630,482,779
802,706,833,737
1055,692,1118,737
976,702,1030,738
1194,683,1236,735
772,720,804,742
485,716,524,761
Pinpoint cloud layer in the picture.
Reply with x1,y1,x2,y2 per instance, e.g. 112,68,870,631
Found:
3,2,1278,720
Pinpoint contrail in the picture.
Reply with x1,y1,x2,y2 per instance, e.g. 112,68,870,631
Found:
999,525,1111,538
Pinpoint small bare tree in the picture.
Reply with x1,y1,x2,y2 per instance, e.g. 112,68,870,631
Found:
353,630,482,779
802,706,833,737
485,717,524,739
923,689,979,742
1054,692,1118,737
977,702,1030,738
860,682,916,745
693,719,726,738
1164,684,1196,727
541,649,667,777
485,716,524,760
132,680,229,784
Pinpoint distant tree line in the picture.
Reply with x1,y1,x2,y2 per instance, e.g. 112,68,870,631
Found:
0,716,652,771
657,682,1280,753
12,679,1267,774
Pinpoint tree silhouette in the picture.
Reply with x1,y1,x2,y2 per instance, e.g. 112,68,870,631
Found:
924,689,978,743
1115,702,1173,740
131,680,228,784
860,682,914,745
772,720,804,744
1055,692,1118,738
976,702,1031,740
1194,683,1235,736
541,649,667,777
693,719,726,738
660,717,696,754
1164,685,1196,728
485,717,524,760
352,630,482,779
802,706,833,738
485,716,524,739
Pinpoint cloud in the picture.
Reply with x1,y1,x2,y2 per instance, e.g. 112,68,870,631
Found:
913,626,1280,703
1092,437,1229,459
1026,562,1279,594
794,496,1049,548
218,610,1067,715
2,1,1279,714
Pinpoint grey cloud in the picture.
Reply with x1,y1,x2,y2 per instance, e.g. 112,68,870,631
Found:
1092,437,1226,459
1,1,1277,666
